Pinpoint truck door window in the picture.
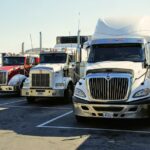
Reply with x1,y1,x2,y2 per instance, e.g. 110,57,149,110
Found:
30,57,35,64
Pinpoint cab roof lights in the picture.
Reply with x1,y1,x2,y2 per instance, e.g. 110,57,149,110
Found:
40,48,75,54
91,38,145,45
5,53,25,57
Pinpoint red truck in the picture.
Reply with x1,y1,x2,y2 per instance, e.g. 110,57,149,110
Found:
0,54,39,94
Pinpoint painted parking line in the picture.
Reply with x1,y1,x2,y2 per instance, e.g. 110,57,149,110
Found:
37,110,150,135
0,100,25,106
0,107,8,111
38,125,150,134
37,110,73,127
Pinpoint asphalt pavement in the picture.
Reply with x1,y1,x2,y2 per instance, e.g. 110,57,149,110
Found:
0,94,150,150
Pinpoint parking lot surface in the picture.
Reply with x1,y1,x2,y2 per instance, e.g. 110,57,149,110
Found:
0,94,150,150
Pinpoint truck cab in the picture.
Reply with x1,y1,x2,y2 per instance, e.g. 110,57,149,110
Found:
73,17,150,121
0,54,38,93
22,50,75,103
73,37,150,121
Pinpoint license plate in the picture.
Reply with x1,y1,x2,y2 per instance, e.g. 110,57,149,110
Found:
103,112,114,118
37,92,44,96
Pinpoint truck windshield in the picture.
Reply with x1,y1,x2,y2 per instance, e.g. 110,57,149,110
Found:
3,57,25,66
88,43,144,63
40,53,67,63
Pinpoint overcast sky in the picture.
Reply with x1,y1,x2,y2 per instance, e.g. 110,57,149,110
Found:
0,0,150,53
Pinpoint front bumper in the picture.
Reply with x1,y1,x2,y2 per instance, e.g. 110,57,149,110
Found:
22,88,64,97
0,85,19,93
73,96,150,119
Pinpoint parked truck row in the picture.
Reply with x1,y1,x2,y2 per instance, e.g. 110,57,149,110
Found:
1,17,150,122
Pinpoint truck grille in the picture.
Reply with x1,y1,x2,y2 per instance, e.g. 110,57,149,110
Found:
32,74,50,87
0,71,7,85
89,77,129,100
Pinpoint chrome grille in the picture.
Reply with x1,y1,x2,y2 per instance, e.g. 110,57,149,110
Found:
0,71,7,85
32,74,50,87
89,77,129,100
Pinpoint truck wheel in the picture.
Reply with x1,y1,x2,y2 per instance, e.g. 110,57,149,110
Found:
26,97,35,104
18,79,26,96
64,83,73,103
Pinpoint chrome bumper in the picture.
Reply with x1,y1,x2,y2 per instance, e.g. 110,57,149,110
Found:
22,88,64,97
0,85,19,92
73,97,150,119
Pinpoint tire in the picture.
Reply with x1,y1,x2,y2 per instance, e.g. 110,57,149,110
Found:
64,83,73,103
26,97,35,104
18,79,26,96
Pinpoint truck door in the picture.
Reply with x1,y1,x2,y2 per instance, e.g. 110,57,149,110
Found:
68,54,76,82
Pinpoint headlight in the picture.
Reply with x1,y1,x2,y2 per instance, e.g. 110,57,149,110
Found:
133,88,150,98
55,83,64,87
74,88,86,98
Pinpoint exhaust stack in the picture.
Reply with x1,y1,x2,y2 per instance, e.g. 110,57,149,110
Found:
22,42,24,55
40,32,42,52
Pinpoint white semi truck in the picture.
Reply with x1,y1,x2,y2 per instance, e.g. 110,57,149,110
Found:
22,36,90,103
22,50,75,103
73,17,150,121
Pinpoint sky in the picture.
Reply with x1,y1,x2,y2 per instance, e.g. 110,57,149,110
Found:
0,0,150,53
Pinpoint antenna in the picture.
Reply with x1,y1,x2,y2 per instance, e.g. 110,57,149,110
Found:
40,32,42,52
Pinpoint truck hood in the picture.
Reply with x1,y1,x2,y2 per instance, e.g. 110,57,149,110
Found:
86,61,146,79
0,65,20,72
32,63,65,72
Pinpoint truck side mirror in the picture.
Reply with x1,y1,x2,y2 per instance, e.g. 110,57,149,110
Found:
63,65,68,70
144,59,149,68
72,63,75,67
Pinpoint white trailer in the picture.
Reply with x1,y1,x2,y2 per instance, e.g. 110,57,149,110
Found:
73,17,150,121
